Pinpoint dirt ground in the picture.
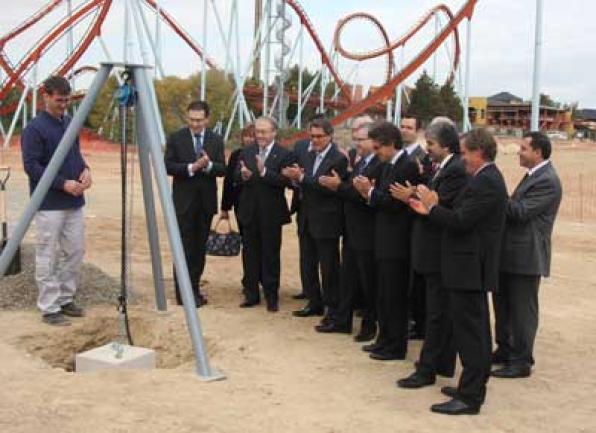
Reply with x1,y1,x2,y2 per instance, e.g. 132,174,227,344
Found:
0,139,595,433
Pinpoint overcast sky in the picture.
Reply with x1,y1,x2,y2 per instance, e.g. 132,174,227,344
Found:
1,0,594,108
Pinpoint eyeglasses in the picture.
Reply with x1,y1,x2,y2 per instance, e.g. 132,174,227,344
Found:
188,117,206,123
310,134,328,139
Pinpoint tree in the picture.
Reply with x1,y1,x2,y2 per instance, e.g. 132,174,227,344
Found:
540,93,560,108
438,82,463,123
407,71,444,126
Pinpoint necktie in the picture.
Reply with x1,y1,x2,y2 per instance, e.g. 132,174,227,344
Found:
312,152,324,175
357,158,368,175
194,134,203,156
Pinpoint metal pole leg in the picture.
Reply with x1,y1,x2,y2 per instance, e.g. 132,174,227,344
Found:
132,66,224,381
0,64,113,276
136,105,167,311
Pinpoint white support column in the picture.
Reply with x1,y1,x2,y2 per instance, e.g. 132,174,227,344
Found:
531,0,544,131
462,17,472,132
263,0,272,116
200,0,208,100
297,25,304,129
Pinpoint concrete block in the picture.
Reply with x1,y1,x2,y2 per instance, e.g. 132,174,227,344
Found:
75,342,156,373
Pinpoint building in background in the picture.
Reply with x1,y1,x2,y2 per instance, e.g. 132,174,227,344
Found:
469,92,573,137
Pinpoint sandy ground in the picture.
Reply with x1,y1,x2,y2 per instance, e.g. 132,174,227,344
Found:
0,141,595,433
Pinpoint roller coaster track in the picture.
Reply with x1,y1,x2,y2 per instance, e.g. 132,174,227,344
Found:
1,0,477,136
0,0,216,116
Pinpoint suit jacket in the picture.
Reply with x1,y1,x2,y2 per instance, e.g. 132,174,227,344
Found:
369,152,420,260
411,154,468,274
299,144,348,239
289,139,311,217
236,143,296,227
429,163,508,292
409,143,434,183
337,155,383,251
499,162,562,277
221,147,245,212
165,127,226,215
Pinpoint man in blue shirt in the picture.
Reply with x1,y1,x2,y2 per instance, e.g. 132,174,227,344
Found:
21,76,91,326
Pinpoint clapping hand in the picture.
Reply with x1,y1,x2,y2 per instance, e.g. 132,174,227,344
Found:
240,160,253,181
416,184,439,208
318,169,341,191
281,163,304,182
389,180,414,203
256,154,265,176
353,175,373,199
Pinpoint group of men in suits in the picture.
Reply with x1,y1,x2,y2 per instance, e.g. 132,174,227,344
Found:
164,100,562,416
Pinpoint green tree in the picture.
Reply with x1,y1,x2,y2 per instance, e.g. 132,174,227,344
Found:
438,82,463,123
407,71,444,126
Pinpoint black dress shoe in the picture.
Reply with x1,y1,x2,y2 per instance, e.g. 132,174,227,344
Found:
440,386,458,398
196,297,208,308
354,330,376,342
362,342,383,353
292,306,324,317
239,300,260,308
266,302,279,313
314,322,351,334
396,372,436,389
292,293,306,300
369,350,405,361
430,398,480,415
491,365,531,378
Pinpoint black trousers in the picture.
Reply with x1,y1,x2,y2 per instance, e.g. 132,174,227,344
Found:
450,290,492,407
416,273,455,377
375,259,409,357
298,229,320,300
493,272,541,367
235,208,248,291
335,243,374,331
409,270,426,336
242,221,283,305
174,209,213,305
302,231,340,317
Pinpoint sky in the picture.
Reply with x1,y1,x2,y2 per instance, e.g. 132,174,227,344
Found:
1,0,594,108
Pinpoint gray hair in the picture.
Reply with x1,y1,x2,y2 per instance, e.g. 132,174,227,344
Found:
256,115,278,131
425,117,460,153
351,115,374,131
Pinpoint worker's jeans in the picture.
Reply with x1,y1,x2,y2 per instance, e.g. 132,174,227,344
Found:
34,208,85,314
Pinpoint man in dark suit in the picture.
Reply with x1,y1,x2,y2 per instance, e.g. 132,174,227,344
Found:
317,121,382,339
353,121,419,361
284,118,348,325
492,132,562,378
164,100,225,307
410,128,508,415
236,117,295,312
392,118,468,388
288,136,318,301
221,124,255,293
401,115,433,339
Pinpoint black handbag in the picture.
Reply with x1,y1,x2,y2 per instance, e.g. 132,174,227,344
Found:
206,217,241,256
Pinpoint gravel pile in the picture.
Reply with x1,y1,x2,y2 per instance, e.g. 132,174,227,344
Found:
0,243,123,310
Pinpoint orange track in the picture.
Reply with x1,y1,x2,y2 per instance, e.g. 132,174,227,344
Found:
1,0,477,140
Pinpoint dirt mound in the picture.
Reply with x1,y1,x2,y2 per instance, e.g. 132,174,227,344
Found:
0,243,123,310
17,311,216,371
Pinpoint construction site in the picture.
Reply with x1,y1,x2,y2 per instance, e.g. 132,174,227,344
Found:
0,1,595,432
